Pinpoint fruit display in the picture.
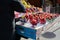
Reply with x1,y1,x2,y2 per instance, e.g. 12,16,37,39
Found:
24,12,60,25
15,0,60,27
15,10,59,25
25,7,42,13
15,11,60,28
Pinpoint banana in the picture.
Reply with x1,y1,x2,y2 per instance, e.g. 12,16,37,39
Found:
21,0,31,8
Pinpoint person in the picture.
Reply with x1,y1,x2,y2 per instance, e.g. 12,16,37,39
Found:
0,0,26,40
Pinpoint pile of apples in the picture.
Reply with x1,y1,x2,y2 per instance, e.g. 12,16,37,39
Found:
26,7,42,13
24,12,59,25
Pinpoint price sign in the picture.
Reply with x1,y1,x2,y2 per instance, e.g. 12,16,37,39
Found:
46,6,50,13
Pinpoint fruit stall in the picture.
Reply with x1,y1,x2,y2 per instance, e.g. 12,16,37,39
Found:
15,8,60,40
15,0,60,40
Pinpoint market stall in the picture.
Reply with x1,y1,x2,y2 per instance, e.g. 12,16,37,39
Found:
15,10,60,40
15,0,60,40
15,15,60,40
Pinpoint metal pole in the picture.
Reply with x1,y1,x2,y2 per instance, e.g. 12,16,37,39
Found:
42,0,46,12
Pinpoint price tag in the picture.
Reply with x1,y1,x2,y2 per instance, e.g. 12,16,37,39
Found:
46,6,50,13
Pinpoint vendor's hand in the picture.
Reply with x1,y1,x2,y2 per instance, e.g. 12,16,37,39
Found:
14,11,20,18
14,11,25,18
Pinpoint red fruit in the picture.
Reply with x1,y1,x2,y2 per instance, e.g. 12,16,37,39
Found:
33,14,35,17
40,19,46,24
29,10,32,13
40,16,46,24
35,16,39,21
35,15,38,18
26,10,28,13
39,15,43,19
33,17,38,23
43,14,47,19
47,16,52,20
25,13,29,21
30,19,37,25
29,14,33,20
26,8,30,13
36,14,39,16
25,13,29,18
54,14,59,17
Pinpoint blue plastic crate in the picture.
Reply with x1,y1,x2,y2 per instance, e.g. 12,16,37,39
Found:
16,25,36,39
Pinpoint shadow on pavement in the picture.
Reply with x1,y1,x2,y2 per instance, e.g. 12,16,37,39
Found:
42,32,56,39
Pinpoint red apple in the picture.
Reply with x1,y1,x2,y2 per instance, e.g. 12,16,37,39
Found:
26,8,31,13
33,14,36,16
35,16,39,20
29,14,33,20
54,14,59,17
39,14,42,19
36,14,39,16
33,16,38,23
40,19,46,24
48,16,52,20
25,13,29,18
33,14,39,19
29,10,32,13
39,16,46,24
30,18,37,25
25,13,29,21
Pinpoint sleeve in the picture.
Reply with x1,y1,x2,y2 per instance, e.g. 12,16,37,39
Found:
11,1,26,13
